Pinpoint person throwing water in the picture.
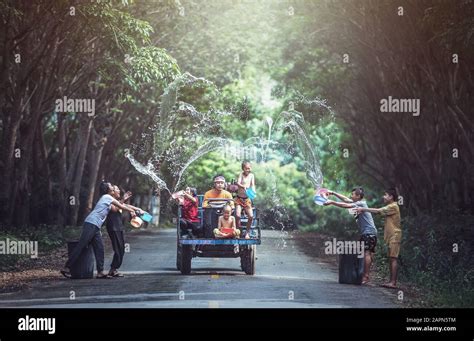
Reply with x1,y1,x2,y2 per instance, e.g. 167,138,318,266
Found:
60,182,139,279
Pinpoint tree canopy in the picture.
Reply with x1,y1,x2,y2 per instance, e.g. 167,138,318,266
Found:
1,0,472,229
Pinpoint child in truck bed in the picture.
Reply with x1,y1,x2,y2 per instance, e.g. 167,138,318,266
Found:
213,204,241,238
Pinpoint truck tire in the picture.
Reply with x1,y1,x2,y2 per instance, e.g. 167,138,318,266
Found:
176,241,182,271
180,245,192,275
241,245,256,275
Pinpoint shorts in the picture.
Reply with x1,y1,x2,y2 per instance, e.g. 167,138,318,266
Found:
360,234,377,253
387,233,401,258
235,196,252,209
213,228,240,239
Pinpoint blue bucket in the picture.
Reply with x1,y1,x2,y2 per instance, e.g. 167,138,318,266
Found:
246,188,256,200
141,211,153,222
313,195,327,206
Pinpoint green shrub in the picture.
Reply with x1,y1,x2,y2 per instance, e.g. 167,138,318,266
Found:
0,225,80,271
0,233,25,271
396,213,473,307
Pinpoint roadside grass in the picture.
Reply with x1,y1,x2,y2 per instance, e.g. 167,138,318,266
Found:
0,225,80,271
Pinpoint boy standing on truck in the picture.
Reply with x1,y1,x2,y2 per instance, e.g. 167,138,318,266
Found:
235,161,255,239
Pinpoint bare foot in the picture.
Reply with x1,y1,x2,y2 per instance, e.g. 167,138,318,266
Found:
381,282,397,289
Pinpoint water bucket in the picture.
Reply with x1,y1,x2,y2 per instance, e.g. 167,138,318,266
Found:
339,253,364,285
316,188,329,199
130,216,143,228
246,188,256,200
141,211,152,222
313,195,327,206
171,190,184,199
67,241,94,279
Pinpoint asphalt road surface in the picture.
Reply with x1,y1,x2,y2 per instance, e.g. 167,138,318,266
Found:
0,229,399,308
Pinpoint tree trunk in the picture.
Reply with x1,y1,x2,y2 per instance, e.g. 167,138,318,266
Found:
15,78,48,226
69,116,93,226
36,123,54,224
0,110,23,225
57,112,68,227
85,128,107,215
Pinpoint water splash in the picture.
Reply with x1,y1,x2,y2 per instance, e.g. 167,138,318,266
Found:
281,110,324,188
126,72,228,195
126,71,332,239
154,72,216,156
125,149,172,195
265,116,273,141
173,137,227,191
293,91,333,114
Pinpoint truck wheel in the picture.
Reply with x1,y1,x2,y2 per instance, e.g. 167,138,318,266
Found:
176,242,182,271
240,248,246,272
180,245,192,275
242,245,256,275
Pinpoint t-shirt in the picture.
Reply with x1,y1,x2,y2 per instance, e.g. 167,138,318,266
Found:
203,189,234,208
85,194,115,228
380,202,401,242
350,201,377,236
182,197,199,223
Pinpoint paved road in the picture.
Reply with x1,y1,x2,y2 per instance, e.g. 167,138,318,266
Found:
0,229,399,308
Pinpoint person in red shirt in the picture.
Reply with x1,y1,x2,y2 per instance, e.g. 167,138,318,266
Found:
176,187,201,238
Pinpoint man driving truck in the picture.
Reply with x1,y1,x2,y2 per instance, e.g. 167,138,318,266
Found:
203,174,234,208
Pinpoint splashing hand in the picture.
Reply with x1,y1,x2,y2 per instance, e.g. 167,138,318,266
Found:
123,191,132,201
323,200,333,206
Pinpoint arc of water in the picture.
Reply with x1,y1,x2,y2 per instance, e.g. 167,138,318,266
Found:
125,150,171,195
173,137,227,192
281,110,324,188
266,116,273,142
155,72,214,155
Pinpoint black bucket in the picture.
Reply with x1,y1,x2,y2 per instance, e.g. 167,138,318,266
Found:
67,241,94,279
338,253,364,285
